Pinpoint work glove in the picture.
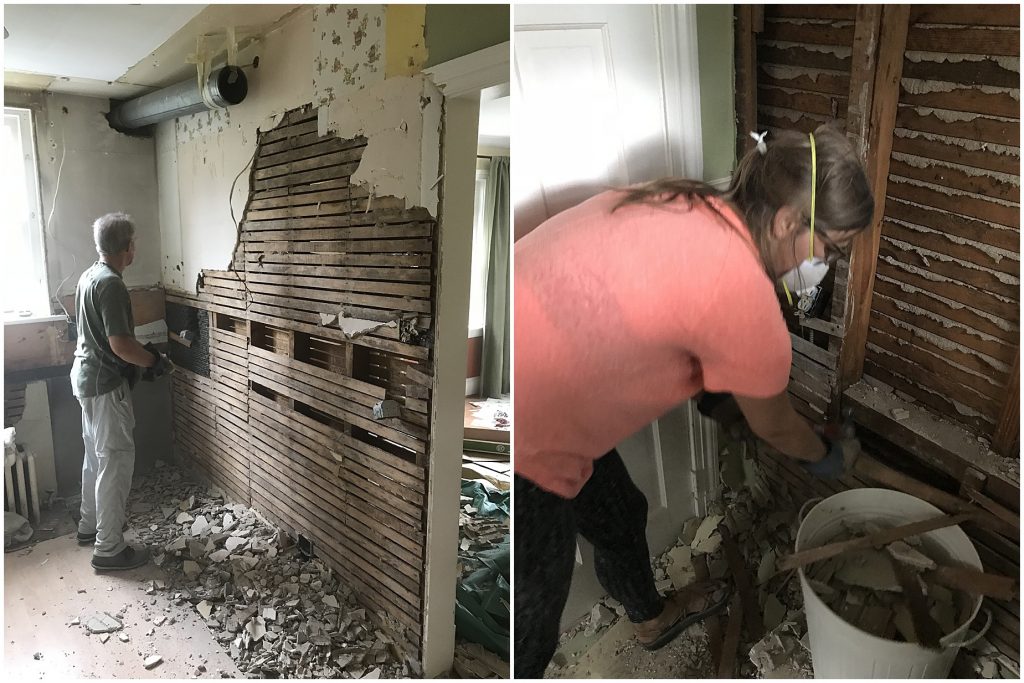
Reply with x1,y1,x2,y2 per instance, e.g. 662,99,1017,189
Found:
122,363,142,390
142,343,175,381
801,424,860,480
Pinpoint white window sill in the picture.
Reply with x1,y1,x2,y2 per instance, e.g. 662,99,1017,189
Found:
468,327,484,338
3,314,65,326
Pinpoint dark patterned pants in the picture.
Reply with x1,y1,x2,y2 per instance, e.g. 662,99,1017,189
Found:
514,449,664,679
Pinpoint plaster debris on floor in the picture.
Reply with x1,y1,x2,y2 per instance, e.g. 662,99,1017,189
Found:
102,460,415,679
452,478,510,679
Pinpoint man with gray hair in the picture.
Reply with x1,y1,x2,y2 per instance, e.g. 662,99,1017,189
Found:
71,212,172,570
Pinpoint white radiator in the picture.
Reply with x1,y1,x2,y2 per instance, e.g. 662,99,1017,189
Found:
4,434,40,524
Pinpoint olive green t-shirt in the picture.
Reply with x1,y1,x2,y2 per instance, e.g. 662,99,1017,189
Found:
70,262,134,398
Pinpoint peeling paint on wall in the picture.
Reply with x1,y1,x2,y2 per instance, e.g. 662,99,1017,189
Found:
175,107,231,144
312,4,385,108
322,74,443,217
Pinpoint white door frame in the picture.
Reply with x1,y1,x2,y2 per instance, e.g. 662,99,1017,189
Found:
654,4,704,180
420,42,509,678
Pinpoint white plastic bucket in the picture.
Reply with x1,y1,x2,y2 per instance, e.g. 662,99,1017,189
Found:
796,488,987,678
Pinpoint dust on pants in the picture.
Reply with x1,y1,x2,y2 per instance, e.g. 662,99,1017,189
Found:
78,380,136,557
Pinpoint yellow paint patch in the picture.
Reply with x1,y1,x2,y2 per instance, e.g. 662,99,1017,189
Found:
385,4,428,78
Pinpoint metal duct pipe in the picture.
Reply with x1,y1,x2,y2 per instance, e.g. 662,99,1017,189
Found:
107,65,248,131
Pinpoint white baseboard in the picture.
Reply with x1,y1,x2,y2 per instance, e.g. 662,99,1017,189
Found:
465,377,481,397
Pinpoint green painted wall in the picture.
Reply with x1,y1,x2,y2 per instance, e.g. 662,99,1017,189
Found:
696,5,736,184
424,5,509,68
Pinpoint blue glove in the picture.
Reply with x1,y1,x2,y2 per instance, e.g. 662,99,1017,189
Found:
800,438,847,480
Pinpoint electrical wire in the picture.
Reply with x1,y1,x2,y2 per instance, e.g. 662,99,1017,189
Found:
228,142,260,305
45,121,78,320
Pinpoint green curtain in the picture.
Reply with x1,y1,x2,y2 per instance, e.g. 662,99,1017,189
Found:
481,157,510,398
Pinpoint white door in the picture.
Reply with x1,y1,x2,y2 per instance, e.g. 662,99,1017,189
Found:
513,4,718,627
513,3,703,240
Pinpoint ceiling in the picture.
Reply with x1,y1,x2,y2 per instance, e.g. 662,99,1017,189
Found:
4,4,301,99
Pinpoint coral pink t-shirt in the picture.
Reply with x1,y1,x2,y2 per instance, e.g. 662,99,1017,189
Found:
514,191,792,499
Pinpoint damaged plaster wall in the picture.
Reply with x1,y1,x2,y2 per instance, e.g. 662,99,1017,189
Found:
313,4,385,107
5,88,162,299
158,4,442,291
320,74,443,218
155,7,315,291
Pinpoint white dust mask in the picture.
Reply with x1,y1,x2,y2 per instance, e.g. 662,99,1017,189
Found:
780,257,829,297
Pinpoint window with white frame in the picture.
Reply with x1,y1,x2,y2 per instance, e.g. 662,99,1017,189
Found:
2,107,49,318
468,158,491,334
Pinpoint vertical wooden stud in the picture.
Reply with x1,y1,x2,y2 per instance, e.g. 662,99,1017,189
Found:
832,5,911,411
992,350,1019,456
734,5,759,158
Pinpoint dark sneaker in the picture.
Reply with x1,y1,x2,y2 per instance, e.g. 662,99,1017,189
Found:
91,546,150,571
634,580,731,651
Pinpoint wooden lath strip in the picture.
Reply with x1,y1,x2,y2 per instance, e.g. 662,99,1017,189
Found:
877,238,1019,301
905,25,1019,57
884,196,1019,253
895,107,1019,148
865,343,1002,419
991,351,1020,457
887,177,1019,230
897,84,1020,120
868,307,1011,382
246,261,432,283
757,64,850,97
881,220,1019,276
242,223,433,242
758,85,847,118
872,275,1018,345
255,137,365,170
760,18,855,47
901,56,1020,89
757,44,851,73
891,132,1020,177
909,4,1021,27
870,296,1016,368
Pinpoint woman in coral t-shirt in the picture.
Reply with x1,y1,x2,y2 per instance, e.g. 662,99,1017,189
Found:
514,125,874,676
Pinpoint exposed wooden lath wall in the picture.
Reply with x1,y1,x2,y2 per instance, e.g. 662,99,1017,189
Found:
739,4,1021,449
736,3,1020,672
867,6,1020,439
166,104,437,660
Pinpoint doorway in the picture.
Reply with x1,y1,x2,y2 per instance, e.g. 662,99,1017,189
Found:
513,3,719,628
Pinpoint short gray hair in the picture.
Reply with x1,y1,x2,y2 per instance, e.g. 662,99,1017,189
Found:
93,212,135,255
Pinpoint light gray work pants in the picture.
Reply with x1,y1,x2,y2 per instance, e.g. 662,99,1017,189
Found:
78,380,135,557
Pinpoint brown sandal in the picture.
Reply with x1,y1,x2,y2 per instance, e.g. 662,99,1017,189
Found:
634,579,732,651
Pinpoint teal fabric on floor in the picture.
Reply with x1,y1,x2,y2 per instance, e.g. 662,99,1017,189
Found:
455,536,510,659
456,479,510,659
461,479,509,518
